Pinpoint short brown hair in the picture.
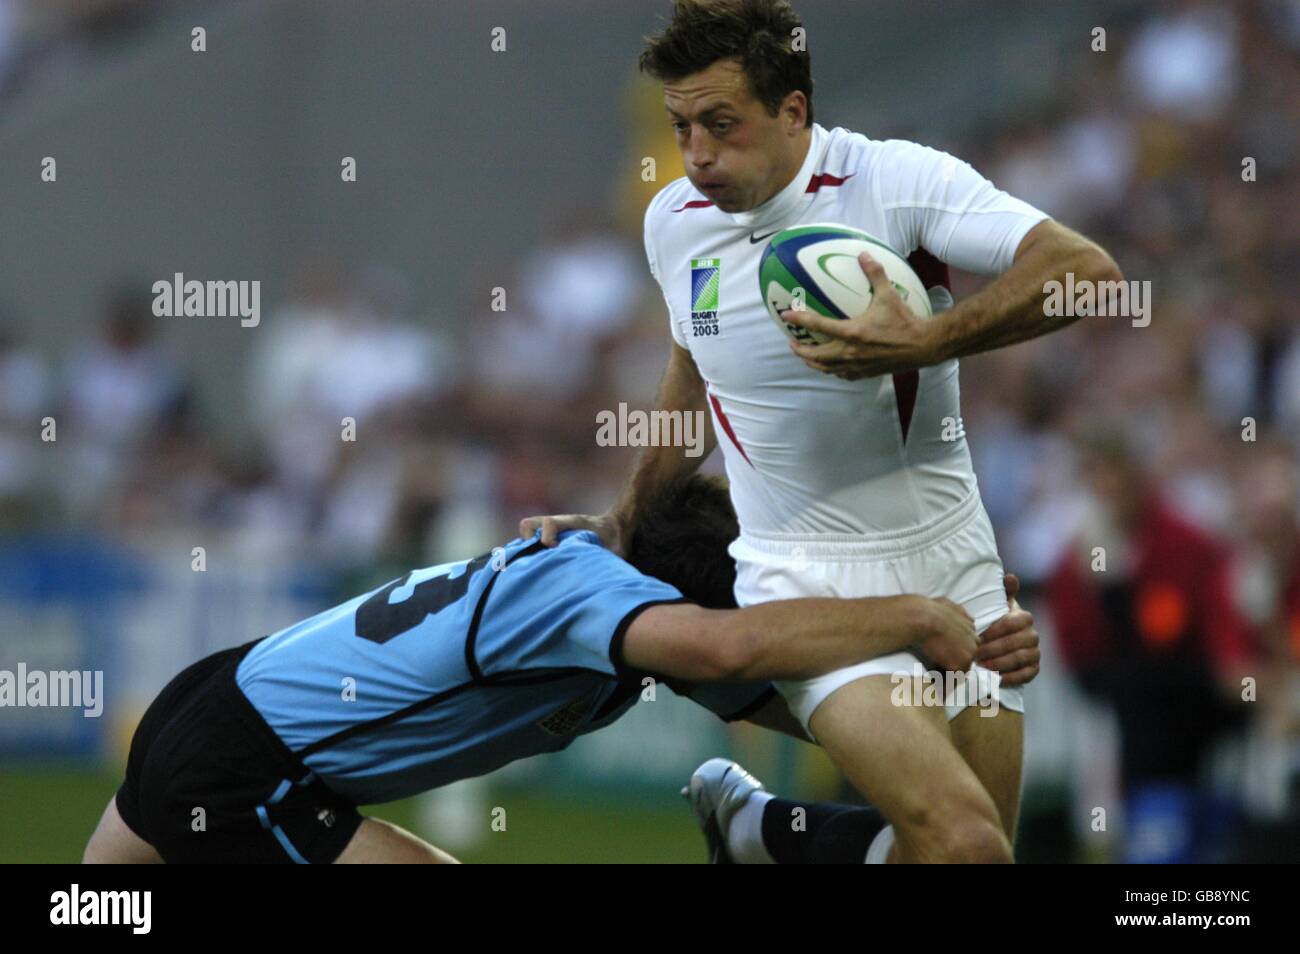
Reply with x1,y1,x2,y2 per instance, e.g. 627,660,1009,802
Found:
639,0,814,127
625,474,739,609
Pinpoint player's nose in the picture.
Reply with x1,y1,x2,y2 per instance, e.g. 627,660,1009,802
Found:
686,153,717,174
685,132,715,168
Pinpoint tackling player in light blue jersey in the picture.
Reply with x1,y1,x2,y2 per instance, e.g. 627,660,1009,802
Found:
86,476,1038,863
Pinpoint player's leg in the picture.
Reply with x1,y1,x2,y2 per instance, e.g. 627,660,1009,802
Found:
929,500,1027,844
787,701,1023,861
686,675,1013,864
83,796,163,863
949,704,1024,844
808,673,1011,863
334,816,460,864
687,758,891,864
725,530,1014,862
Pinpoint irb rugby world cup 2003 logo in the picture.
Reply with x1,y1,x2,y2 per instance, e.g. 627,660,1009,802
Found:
690,257,720,337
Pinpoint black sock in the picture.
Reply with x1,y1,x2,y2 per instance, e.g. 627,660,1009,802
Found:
760,797,888,864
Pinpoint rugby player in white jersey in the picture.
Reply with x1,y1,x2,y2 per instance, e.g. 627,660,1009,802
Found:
523,0,1120,863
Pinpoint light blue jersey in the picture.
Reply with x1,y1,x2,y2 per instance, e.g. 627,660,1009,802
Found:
235,531,772,804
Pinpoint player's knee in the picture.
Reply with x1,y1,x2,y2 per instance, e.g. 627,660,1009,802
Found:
932,815,1013,864
897,795,1011,863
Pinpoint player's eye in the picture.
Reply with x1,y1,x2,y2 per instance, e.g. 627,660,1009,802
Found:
712,120,735,134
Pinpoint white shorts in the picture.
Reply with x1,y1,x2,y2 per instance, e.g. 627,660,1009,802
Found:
729,489,1025,734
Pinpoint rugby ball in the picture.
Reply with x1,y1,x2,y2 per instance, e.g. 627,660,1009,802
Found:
758,223,932,345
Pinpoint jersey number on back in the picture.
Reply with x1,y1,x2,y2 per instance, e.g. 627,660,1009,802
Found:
355,553,490,644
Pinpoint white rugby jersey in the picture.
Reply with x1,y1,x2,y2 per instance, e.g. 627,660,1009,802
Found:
644,122,1048,538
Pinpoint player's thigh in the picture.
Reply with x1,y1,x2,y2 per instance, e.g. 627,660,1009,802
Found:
334,817,460,864
949,705,1024,843
84,796,163,864
808,675,1008,862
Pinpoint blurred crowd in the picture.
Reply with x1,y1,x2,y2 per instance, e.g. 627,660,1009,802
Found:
0,218,663,594
0,0,1296,861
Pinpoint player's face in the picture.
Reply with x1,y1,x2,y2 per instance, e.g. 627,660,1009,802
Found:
662,58,807,213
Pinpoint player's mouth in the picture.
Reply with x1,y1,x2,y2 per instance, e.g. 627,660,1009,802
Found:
697,181,729,198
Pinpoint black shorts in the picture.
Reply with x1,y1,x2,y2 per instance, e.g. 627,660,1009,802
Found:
115,640,363,864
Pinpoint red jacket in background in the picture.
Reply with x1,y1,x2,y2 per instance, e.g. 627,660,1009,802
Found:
1047,499,1253,678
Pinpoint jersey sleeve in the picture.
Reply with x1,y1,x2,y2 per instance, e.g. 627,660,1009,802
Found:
481,531,687,678
538,536,777,719
644,197,689,348
873,139,1049,277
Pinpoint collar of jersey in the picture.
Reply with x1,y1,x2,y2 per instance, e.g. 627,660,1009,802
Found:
727,122,828,230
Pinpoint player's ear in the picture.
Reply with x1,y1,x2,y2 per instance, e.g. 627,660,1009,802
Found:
781,91,807,131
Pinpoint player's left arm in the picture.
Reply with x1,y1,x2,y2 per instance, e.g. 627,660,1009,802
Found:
787,220,1120,378
926,219,1120,361
784,141,1122,378
622,593,979,685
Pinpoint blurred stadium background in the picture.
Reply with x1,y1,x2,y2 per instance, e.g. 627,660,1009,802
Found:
0,0,1297,863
